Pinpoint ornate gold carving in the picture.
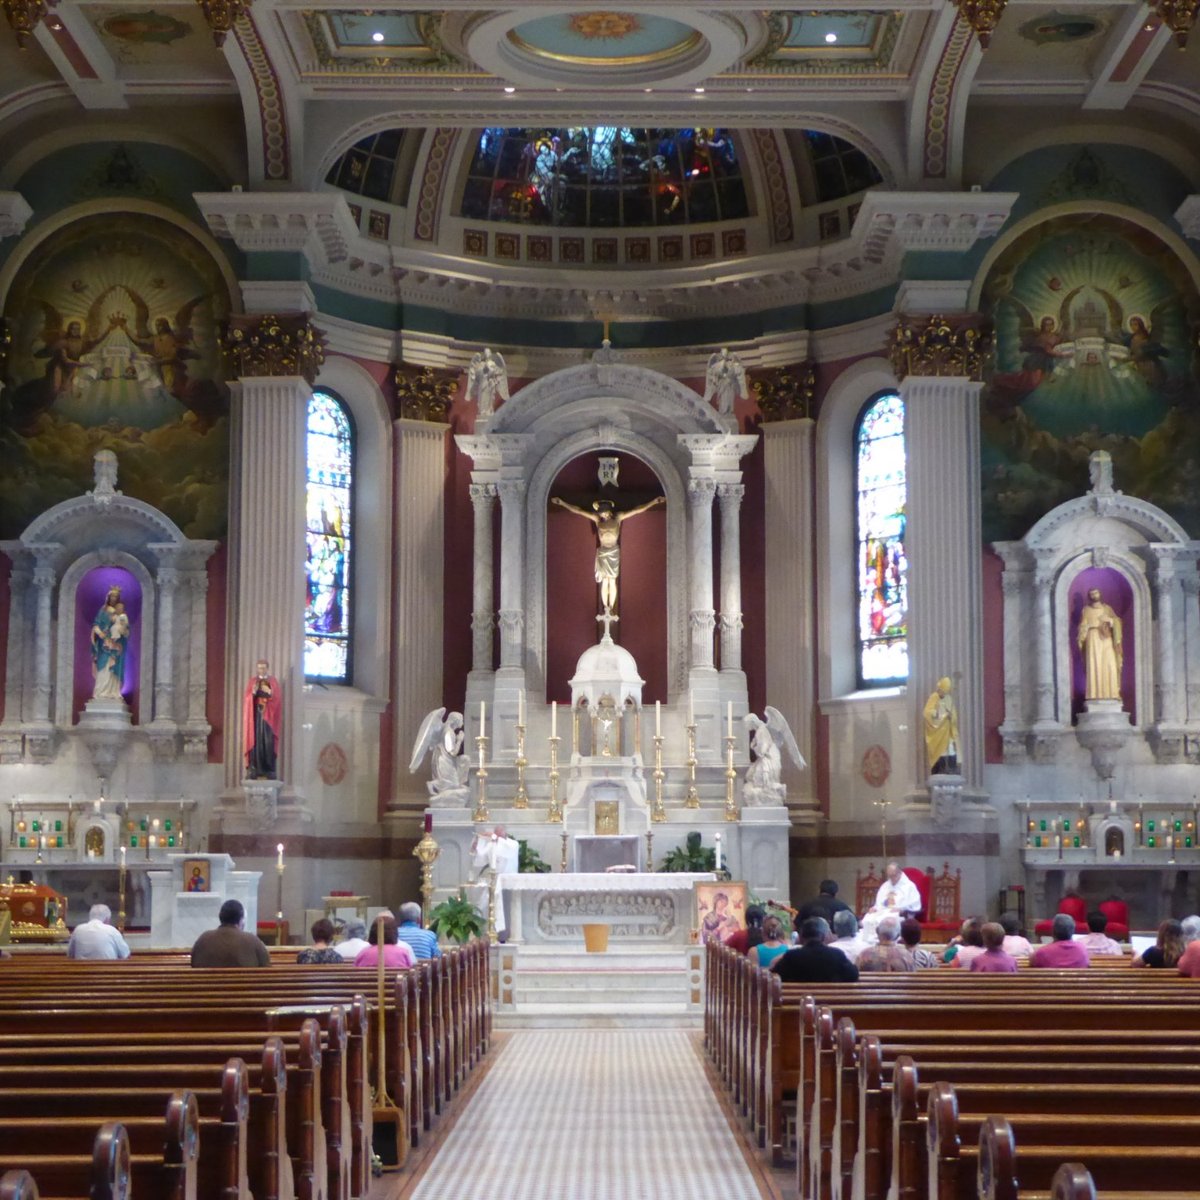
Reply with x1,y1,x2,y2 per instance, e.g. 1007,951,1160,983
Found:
393,363,457,423
752,362,816,423
2,0,46,47
952,0,1008,47
221,314,325,383
594,800,620,835
195,0,251,46
889,314,992,382
1156,0,1199,47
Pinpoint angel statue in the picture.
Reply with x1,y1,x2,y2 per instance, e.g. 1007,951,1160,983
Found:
702,348,748,415
409,708,470,805
465,348,509,417
743,707,805,806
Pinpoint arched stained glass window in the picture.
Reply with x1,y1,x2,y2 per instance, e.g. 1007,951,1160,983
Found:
305,390,353,682
856,392,907,686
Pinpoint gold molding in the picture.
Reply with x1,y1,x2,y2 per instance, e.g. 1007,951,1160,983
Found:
951,0,1008,48
2,0,46,48
752,361,816,423
889,314,992,382
195,0,251,47
1156,0,1198,47
221,314,326,384
393,362,457,423
506,26,702,67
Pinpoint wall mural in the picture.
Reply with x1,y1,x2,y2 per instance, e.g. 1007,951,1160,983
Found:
0,211,230,541
980,212,1200,542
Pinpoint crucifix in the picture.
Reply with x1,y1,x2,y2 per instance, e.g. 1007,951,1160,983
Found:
873,796,892,861
596,609,619,640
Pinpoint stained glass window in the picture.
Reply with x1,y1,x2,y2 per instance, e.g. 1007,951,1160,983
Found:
305,390,353,682
325,129,405,202
461,127,748,227
856,392,907,686
803,130,883,203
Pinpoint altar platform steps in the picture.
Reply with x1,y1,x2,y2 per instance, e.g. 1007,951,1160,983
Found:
491,943,705,1028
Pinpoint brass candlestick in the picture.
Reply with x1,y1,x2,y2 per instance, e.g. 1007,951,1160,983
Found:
276,861,285,945
413,827,440,914
684,722,701,809
473,735,490,822
645,829,654,871
547,734,563,823
486,868,499,945
513,722,529,809
651,734,666,822
724,734,739,822
560,829,569,873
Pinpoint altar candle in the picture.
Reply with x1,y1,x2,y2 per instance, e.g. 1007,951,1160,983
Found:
424,812,433,834
688,690,694,726
655,700,661,737
518,691,525,728
551,701,558,738
277,843,284,870
480,700,486,736
714,832,722,871
727,701,734,738
120,846,126,866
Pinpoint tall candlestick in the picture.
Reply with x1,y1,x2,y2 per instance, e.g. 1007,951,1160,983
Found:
552,700,558,738
480,700,486,738
276,842,284,870
714,832,722,871
655,700,661,737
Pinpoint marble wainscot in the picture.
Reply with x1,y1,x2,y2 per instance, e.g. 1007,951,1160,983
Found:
148,853,261,948
496,871,716,945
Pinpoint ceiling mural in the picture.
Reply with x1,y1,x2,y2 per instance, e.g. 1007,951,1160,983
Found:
86,3,229,76
506,13,703,67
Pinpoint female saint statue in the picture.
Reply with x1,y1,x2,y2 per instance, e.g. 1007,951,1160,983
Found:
90,585,130,701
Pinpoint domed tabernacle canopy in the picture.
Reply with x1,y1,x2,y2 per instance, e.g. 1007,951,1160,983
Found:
570,631,644,715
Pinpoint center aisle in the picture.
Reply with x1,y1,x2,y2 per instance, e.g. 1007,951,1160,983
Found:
407,1029,767,1200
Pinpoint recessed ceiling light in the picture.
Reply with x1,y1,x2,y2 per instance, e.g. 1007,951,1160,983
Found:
504,86,515,93
825,31,838,43
694,86,705,93
371,31,384,42
644,87,652,93
1144,20,1156,29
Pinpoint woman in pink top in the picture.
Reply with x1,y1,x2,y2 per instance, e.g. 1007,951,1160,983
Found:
948,918,987,968
354,915,415,969
970,922,1018,973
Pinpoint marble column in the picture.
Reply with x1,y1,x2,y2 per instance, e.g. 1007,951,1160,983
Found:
182,569,211,761
1184,575,1200,723
470,482,496,673
762,419,816,806
391,418,449,808
895,315,989,794
31,563,55,725
687,477,717,670
497,480,526,669
221,314,324,798
1032,560,1057,728
717,483,745,674
1153,552,1180,726
153,567,179,722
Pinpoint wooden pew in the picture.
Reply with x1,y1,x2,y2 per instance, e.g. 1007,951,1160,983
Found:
0,1172,38,1200
1049,1161,1200,1200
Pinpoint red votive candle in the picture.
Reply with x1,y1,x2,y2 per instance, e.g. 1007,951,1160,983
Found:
424,812,433,834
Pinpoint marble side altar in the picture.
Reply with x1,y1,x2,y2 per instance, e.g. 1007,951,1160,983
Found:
148,853,261,948
495,871,716,945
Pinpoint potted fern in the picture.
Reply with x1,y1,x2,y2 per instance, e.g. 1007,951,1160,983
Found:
427,890,485,944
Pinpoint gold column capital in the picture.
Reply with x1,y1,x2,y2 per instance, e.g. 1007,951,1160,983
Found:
889,313,992,383
195,0,251,46
221,313,325,384
393,362,458,423
751,361,816,423
2,0,47,48
1156,0,1199,48
952,0,1009,47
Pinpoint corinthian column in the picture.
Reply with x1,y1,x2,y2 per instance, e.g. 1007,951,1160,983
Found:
717,483,745,674
470,483,497,672
496,480,526,669
893,312,990,794
221,314,325,798
31,564,55,725
687,477,717,670
152,567,179,722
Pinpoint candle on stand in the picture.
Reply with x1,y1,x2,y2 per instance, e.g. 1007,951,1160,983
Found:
655,700,661,737
688,690,694,726
276,843,284,870
120,846,126,865
727,701,734,738
551,700,558,738
714,832,722,871
424,811,433,834
480,700,486,736
518,691,525,728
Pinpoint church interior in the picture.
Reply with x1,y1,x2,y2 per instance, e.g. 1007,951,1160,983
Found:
0,0,1198,1193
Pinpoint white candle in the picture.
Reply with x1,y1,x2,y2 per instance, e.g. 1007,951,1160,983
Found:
727,701,734,738
714,832,722,871
1113,848,1122,860
518,691,525,728
276,843,284,870
551,700,558,738
480,700,486,737
688,690,694,726
120,846,126,865
655,700,661,737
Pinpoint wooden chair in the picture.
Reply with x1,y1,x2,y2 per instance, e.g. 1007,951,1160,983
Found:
855,864,882,915
922,862,963,933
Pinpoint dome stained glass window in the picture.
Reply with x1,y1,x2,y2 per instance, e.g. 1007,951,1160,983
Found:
462,127,748,227
305,390,353,682
856,391,907,686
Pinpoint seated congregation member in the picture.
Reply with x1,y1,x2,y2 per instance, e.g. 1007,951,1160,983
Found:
970,922,1017,973
771,917,859,983
861,861,921,943
900,918,941,968
396,901,442,960
191,899,270,968
829,909,869,963
725,905,765,955
857,915,915,972
1000,912,1033,958
1133,918,1185,968
751,916,790,968
354,915,415,969
798,880,851,925
1029,913,1089,968
1177,923,1200,977
297,918,345,964
1182,914,1200,944
335,917,369,960
67,903,131,960
946,918,986,968
1079,910,1123,956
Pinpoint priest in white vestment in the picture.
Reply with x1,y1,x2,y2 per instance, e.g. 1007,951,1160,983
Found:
470,825,519,934
860,861,922,944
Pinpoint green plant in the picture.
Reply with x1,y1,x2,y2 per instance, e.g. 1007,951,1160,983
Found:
518,839,551,873
658,830,716,872
427,890,485,944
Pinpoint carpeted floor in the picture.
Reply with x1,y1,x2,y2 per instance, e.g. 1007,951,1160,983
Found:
405,1029,768,1200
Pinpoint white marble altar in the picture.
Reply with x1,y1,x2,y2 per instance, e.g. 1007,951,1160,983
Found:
148,853,261,948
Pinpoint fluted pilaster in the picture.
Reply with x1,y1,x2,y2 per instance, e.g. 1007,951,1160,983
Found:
32,565,55,724
718,483,745,673
470,483,496,672
497,480,526,668
687,477,717,669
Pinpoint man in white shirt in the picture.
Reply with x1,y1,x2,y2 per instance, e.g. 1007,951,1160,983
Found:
1077,910,1123,956
67,904,130,960
471,825,519,935
829,909,870,963
861,861,922,944
335,917,370,961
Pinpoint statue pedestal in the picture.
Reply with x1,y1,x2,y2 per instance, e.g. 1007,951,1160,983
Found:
78,698,132,775
1076,700,1132,778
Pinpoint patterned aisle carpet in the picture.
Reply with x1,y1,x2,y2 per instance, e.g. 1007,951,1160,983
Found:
408,1030,766,1200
